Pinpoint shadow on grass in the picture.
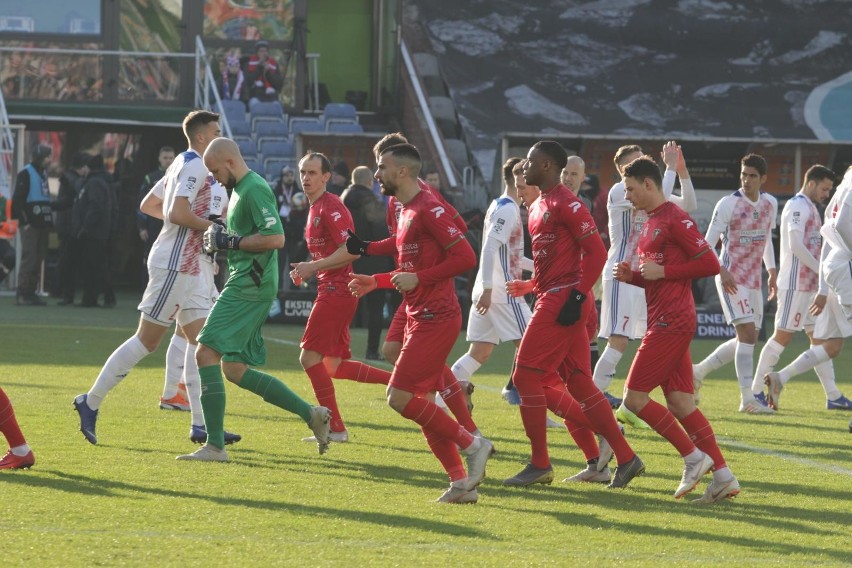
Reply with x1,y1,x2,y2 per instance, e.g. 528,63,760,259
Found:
0,468,495,539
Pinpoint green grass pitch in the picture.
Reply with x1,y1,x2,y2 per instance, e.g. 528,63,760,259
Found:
2,293,850,566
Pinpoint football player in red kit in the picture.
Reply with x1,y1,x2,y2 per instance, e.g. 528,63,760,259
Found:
348,143,493,504
289,152,392,444
504,141,643,489
616,156,740,503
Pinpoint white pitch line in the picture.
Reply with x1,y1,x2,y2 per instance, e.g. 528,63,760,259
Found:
718,436,852,476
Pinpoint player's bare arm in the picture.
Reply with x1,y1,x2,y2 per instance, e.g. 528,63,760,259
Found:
766,268,778,301
291,244,358,281
140,188,164,220
168,196,212,231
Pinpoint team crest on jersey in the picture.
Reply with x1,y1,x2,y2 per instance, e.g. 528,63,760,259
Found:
494,218,505,233
753,210,760,220
652,228,662,241
313,217,321,227
543,211,551,223
580,221,592,232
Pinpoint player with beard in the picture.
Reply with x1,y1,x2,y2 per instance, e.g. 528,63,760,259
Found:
348,143,493,504
175,137,331,461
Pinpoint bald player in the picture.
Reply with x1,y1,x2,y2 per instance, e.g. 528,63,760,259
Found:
176,137,331,462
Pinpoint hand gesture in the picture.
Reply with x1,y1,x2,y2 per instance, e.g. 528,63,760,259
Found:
506,279,534,297
348,273,377,298
661,140,678,170
475,288,493,314
613,262,632,282
719,267,737,295
345,229,370,256
639,260,665,281
391,272,419,292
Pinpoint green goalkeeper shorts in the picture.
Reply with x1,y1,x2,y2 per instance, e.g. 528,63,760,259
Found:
197,287,272,367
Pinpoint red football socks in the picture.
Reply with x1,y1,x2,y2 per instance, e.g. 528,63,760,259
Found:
305,363,345,432
637,399,696,457
680,409,726,470
0,387,26,448
334,360,391,384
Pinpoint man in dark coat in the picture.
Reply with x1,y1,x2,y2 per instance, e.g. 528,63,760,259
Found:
53,152,90,305
341,166,392,359
11,144,52,305
73,155,114,307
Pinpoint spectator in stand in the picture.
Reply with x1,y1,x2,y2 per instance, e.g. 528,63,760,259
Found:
53,152,90,305
341,166,392,360
219,54,246,107
272,165,303,289
328,161,349,197
137,146,176,285
72,155,115,307
581,174,608,249
11,144,53,306
245,40,283,105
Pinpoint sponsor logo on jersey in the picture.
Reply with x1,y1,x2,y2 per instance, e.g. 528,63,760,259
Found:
332,211,342,222
580,221,592,232
569,202,581,213
447,226,459,236
264,216,277,228
494,218,505,233
431,206,445,218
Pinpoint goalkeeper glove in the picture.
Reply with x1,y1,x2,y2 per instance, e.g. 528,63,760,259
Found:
556,289,586,326
345,229,370,256
203,223,242,253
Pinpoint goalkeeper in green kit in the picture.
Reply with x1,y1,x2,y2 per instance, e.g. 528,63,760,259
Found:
177,137,331,462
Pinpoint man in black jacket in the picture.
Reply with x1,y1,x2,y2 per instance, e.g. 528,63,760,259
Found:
341,166,391,360
11,144,52,305
73,155,114,307
137,146,175,285
53,152,90,305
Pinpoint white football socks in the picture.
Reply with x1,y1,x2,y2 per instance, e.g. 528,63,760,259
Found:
779,345,831,384
450,354,481,384
694,337,737,379
183,343,205,427
162,333,187,399
593,345,623,391
87,336,151,410
752,338,784,394
735,342,755,399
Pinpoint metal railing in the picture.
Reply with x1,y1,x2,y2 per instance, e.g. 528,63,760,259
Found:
0,78,15,199
399,39,458,190
194,36,232,138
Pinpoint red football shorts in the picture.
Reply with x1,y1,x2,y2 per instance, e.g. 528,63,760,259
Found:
585,299,599,341
385,302,407,343
390,314,461,395
300,293,358,358
515,288,591,377
625,331,694,395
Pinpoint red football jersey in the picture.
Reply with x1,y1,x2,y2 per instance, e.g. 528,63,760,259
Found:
305,191,355,296
386,178,465,239
527,184,599,294
396,189,467,321
638,201,711,333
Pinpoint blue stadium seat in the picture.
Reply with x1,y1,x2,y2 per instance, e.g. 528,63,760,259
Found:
229,121,252,137
258,139,295,159
321,103,358,124
218,99,247,126
289,118,325,135
264,158,295,180
253,120,288,140
328,122,364,134
236,138,257,158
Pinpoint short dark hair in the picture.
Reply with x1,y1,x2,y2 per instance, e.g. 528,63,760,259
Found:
381,143,421,177
503,157,522,185
183,110,220,140
622,156,662,188
300,150,331,173
159,146,175,155
804,164,834,185
741,153,767,176
614,145,642,168
512,160,526,175
373,132,408,158
531,141,568,170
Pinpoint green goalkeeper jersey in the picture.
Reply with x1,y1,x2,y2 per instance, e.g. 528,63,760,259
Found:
224,171,284,301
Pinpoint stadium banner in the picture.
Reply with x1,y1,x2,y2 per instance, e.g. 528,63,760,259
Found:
695,307,766,340
269,288,315,325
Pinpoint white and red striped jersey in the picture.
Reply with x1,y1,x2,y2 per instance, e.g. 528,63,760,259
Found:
147,150,211,276
777,193,821,292
706,190,777,289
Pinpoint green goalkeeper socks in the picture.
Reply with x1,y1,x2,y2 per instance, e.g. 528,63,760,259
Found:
198,365,227,449
238,368,312,422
